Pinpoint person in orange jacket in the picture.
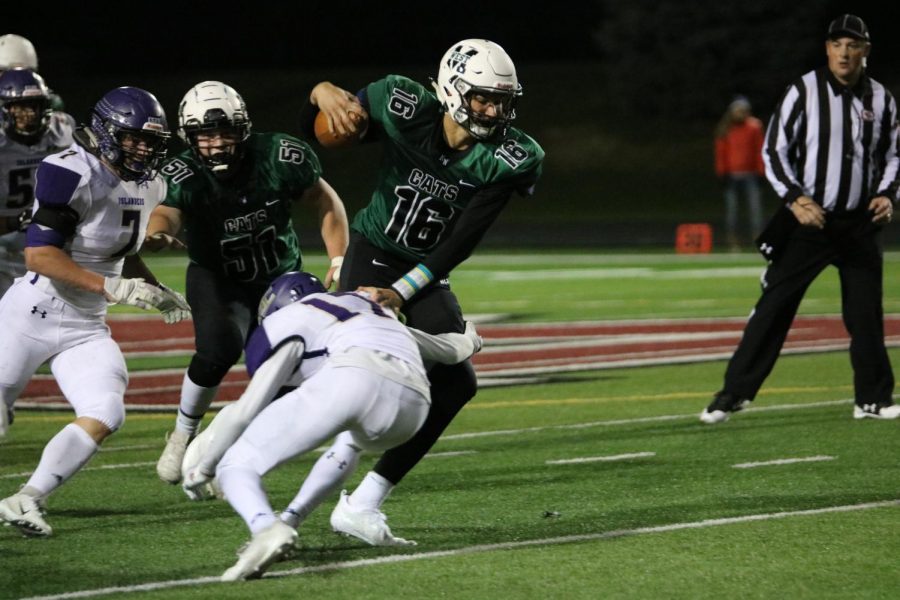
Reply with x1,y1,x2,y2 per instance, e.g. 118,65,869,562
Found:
714,96,765,250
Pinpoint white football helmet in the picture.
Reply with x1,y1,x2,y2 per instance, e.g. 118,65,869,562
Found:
178,81,251,176
0,34,38,71
433,39,521,139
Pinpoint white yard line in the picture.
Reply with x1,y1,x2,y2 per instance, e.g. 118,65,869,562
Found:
424,451,478,458
732,455,836,469
1,461,156,480
546,452,655,465
444,398,852,440
20,498,900,600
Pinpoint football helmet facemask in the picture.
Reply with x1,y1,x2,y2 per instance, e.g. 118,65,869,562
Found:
433,39,521,140
258,271,326,323
89,87,170,184
0,68,52,145
178,81,251,178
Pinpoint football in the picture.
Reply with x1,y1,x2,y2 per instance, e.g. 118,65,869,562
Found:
314,109,366,148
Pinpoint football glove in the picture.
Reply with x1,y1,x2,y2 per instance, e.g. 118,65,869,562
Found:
156,283,191,324
182,466,222,502
103,277,165,310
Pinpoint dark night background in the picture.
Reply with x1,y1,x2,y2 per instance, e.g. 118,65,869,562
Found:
7,1,900,247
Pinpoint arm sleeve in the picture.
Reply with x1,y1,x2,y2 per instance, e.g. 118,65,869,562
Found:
389,183,513,301
408,322,482,365
762,82,806,204
424,185,513,278
196,340,304,475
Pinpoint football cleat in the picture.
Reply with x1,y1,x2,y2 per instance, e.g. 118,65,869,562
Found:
330,490,416,547
156,429,193,484
700,392,750,424
853,403,900,420
0,492,52,537
221,520,298,581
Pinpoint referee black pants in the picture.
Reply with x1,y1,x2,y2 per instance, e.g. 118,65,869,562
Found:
723,213,894,406
338,233,477,484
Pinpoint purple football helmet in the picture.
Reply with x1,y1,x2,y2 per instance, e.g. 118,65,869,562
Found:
258,271,326,323
89,87,170,183
0,68,52,144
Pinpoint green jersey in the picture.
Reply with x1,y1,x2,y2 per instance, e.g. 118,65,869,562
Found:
352,75,544,263
160,132,321,284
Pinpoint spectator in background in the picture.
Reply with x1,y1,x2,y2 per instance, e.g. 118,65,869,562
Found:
714,95,765,250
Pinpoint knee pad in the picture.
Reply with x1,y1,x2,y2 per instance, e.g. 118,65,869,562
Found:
188,354,235,388
78,394,126,432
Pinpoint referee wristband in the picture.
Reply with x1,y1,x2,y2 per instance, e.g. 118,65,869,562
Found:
391,263,434,301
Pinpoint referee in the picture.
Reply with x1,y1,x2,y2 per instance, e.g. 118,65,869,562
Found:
702,14,900,423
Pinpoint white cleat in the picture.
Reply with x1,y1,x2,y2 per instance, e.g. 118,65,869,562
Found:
699,408,730,424
330,490,416,547
0,493,52,537
156,429,193,484
853,404,900,420
221,521,298,581
699,393,750,425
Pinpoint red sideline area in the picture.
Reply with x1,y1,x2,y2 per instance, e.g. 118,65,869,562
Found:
18,315,900,409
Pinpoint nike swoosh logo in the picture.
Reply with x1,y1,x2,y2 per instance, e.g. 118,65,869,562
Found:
458,180,476,188
266,198,280,206
371,259,389,267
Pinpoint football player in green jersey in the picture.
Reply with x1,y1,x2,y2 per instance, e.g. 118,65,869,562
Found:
281,40,544,544
146,82,348,484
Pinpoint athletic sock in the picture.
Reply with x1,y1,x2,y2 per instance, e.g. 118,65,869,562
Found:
349,471,394,511
283,432,361,523
175,373,219,435
218,463,276,534
25,423,98,497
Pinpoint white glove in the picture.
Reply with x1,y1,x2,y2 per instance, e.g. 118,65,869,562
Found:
156,283,191,324
182,466,222,502
103,277,165,310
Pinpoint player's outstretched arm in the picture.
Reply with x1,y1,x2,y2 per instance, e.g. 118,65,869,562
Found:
303,178,348,289
143,205,186,252
408,321,484,365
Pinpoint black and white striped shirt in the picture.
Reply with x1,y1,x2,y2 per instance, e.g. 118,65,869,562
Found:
763,66,900,212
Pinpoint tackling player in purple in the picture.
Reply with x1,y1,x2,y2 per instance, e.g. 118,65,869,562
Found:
177,272,480,580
